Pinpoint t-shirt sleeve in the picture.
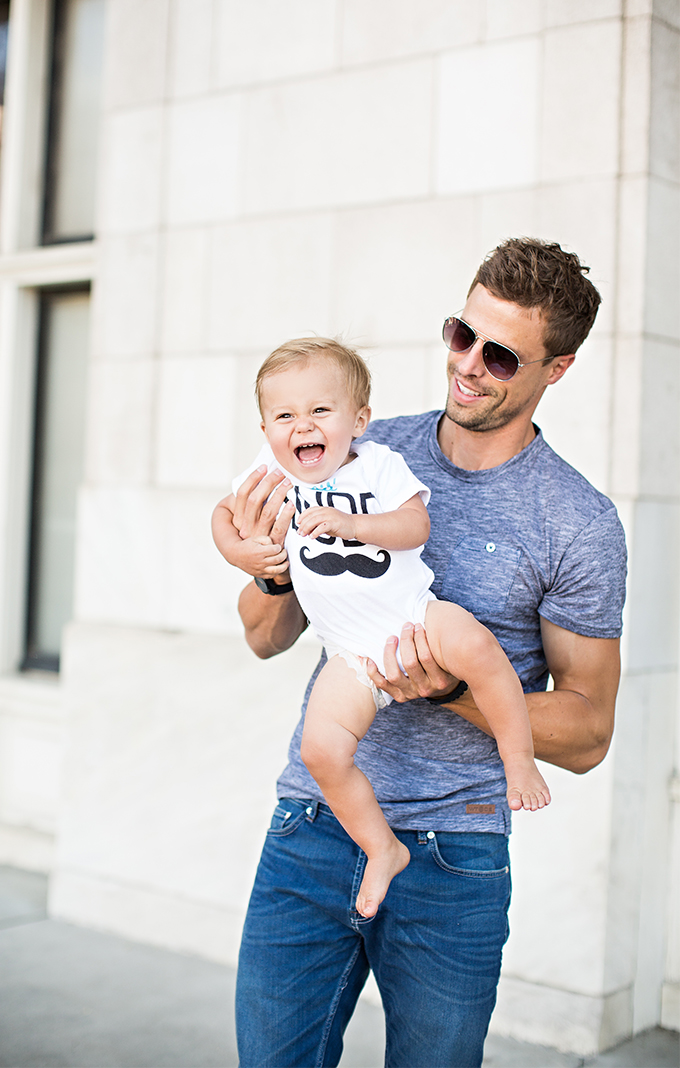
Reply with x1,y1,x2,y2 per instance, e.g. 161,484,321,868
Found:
231,443,275,495
365,442,431,512
538,507,627,639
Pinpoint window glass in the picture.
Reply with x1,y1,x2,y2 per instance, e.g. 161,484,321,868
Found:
43,0,105,243
24,288,90,670
0,2,10,154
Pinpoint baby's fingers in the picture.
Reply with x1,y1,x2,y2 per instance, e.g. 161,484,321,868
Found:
264,560,292,576
297,511,324,538
251,544,289,578
297,506,321,527
257,542,288,564
305,518,334,538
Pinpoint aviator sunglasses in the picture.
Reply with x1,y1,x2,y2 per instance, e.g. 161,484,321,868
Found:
442,315,557,382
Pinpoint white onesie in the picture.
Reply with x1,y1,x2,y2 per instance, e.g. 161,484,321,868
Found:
233,439,436,686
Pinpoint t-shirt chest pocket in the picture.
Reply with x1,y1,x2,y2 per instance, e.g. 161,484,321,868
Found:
442,537,521,615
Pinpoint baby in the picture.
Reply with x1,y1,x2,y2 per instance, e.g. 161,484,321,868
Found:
213,337,550,918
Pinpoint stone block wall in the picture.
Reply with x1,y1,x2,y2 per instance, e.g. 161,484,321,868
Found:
0,0,676,1055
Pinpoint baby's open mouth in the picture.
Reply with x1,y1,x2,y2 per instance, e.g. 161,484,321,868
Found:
295,443,325,464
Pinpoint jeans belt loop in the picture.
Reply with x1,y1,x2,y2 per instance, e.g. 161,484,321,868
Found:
304,801,319,822
417,831,428,844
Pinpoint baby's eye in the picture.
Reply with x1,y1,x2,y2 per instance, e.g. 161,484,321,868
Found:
276,412,293,420
313,407,330,415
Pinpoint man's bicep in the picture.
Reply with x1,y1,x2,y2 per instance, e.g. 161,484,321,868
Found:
540,616,621,740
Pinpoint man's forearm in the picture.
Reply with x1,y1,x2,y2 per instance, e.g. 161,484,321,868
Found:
238,581,308,658
449,625,619,775
526,688,613,772
451,688,613,774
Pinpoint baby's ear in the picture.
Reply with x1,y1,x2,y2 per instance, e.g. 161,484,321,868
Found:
260,421,268,438
352,405,371,438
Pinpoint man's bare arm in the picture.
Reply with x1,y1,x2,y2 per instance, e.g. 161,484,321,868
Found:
451,621,620,773
238,581,308,658
532,619,620,772
367,617,621,775
225,465,308,658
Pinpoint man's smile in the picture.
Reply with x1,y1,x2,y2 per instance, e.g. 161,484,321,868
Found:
451,372,495,402
455,378,485,398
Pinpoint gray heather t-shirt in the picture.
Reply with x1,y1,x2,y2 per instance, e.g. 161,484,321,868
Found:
277,411,627,834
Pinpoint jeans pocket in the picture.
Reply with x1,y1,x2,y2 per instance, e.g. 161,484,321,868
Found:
427,832,510,878
266,802,307,837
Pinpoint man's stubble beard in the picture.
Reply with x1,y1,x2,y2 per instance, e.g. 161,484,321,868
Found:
443,391,520,433
443,361,550,434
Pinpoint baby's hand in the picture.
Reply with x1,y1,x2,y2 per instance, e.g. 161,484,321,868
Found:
297,506,357,541
230,534,290,579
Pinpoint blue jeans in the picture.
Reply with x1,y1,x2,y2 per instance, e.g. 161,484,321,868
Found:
236,799,511,1068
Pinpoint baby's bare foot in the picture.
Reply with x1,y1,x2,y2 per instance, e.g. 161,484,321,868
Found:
506,760,551,812
356,839,410,919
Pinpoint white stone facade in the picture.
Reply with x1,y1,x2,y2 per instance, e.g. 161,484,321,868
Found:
0,0,677,1056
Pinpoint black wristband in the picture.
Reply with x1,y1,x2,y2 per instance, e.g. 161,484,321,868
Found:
254,576,295,595
427,680,468,705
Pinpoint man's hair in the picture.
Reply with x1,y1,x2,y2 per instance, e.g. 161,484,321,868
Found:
469,238,601,356
256,337,371,416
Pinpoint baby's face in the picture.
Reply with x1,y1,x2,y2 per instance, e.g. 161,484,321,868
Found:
260,360,369,483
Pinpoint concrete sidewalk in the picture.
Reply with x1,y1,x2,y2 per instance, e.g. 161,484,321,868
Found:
0,866,677,1068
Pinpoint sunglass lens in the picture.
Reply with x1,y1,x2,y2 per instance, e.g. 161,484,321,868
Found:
443,318,475,352
483,342,518,381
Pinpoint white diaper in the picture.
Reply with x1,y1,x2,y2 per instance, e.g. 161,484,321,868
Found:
324,644,393,711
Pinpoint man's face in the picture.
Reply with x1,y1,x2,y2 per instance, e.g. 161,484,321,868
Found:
444,285,569,433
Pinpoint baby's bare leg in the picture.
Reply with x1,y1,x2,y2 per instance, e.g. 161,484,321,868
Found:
300,655,409,917
425,601,551,812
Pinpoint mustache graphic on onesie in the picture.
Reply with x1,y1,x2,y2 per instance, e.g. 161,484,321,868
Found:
299,546,391,579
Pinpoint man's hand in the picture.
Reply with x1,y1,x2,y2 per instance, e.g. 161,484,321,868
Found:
366,615,621,775
228,466,307,657
232,465,296,544
212,466,295,579
365,622,458,702
297,506,357,541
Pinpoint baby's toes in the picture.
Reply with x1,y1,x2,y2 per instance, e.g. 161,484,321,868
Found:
507,788,523,811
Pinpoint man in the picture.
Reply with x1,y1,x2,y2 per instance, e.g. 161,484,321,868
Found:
229,239,627,1068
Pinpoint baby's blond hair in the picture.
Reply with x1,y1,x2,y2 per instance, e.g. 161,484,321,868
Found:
256,337,371,416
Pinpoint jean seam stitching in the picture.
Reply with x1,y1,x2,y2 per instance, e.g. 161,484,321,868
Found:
314,940,363,1068
432,863,509,878
428,837,509,877
266,811,307,837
